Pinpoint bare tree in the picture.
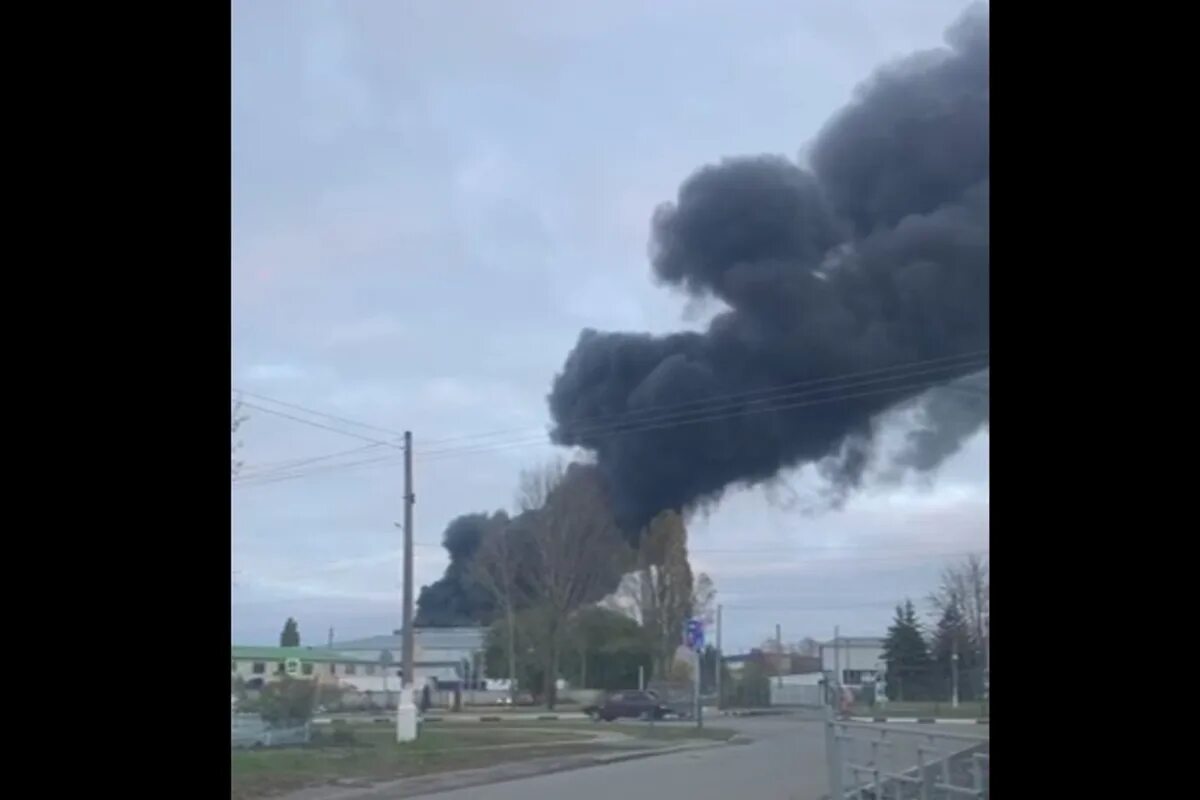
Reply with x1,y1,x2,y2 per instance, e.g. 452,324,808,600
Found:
795,637,821,657
692,572,716,625
515,457,565,513
612,510,696,682
927,553,989,649
519,461,629,708
468,512,522,701
604,572,647,624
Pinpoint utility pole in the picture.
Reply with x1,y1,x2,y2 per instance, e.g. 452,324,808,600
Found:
951,637,960,708
983,612,990,703
974,573,985,702
402,431,415,689
833,625,840,691
395,430,417,742
715,604,723,709
776,623,783,688
327,627,334,649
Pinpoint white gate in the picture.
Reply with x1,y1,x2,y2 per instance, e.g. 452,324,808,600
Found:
231,712,311,749
826,712,989,799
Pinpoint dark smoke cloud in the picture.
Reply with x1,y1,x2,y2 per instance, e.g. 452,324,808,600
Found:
548,4,989,535
414,512,505,627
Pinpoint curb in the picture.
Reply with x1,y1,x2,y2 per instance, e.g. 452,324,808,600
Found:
421,713,588,724
478,715,560,721
849,716,988,725
590,741,721,765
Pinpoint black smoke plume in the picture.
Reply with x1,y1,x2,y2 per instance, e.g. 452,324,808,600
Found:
548,5,990,535
414,512,503,627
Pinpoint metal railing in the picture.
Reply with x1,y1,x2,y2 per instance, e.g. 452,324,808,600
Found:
826,713,988,799
232,712,312,749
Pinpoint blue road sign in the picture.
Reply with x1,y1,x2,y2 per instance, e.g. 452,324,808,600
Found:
685,618,705,651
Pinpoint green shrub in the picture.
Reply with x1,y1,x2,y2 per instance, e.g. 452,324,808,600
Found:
257,677,320,726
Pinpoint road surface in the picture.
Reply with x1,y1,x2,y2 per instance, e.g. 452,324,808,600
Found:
405,713,987,800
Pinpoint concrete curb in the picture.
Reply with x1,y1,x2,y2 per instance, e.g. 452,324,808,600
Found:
718,708,791,717
849,716,989,725
589,740,723,765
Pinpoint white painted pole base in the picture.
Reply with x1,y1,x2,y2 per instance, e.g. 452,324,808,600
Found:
396,687,418,742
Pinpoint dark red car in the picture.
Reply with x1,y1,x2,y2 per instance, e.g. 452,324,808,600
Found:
584,690,674,721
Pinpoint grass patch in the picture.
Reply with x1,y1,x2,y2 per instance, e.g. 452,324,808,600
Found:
230,723,598,800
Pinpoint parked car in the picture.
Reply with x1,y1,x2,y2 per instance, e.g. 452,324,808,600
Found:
583,690,674,721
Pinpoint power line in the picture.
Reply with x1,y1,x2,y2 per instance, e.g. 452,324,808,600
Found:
232,450,407,487
692,546,987,557
719,600,900,611
416,349,989,450
233,353,988,487
236,401,406,450
415,354,987,459
233,388,408,439
415,367,986,463
233,351,986,481
238,443,386,479
232,543,987,584
233,366,987,486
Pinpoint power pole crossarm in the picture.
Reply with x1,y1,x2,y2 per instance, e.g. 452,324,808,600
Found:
776,623,783,688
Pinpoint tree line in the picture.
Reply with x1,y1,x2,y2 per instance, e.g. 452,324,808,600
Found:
415,458,716,708
880,554,988,702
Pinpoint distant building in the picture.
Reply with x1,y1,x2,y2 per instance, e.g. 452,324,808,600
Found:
231,637,467,692
330,626,489,688
230,646,381,689
819,636,885,688
722,649,820,677
722,653,752,675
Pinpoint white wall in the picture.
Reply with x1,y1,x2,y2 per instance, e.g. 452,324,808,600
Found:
820,642,885,686
233,657,371,683
337,664,459,692
778,672,824,686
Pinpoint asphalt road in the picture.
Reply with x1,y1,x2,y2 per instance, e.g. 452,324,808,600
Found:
405,713,988,800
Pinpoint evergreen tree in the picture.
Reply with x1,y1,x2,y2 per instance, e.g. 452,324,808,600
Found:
280,617,300,647
881,599,932,700
931,596,979,700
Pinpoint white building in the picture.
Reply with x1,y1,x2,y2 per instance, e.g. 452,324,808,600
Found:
819,636,885,688
331,627,489,687
231,646,383,688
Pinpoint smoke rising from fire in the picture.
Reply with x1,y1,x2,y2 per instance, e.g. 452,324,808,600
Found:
548,4,990,535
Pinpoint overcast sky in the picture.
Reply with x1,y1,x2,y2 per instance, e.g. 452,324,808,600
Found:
231,0,988,655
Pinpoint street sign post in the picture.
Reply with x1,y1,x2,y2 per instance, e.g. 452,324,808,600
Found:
685,618,705,651
685,618,704,728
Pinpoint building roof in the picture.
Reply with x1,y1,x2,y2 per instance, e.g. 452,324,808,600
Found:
820,637,885,648
333,627,487,652
231,646,380,664
231,646,466,670
326,635,404,651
